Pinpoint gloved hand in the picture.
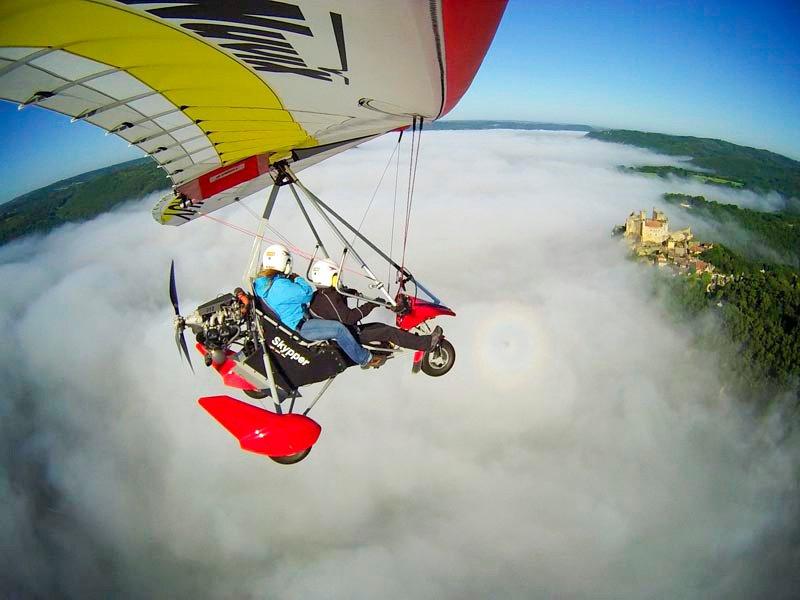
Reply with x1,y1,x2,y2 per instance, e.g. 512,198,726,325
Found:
286,273,298,282
234,287,250,315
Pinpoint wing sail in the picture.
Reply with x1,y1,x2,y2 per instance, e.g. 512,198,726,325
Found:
0,0,507,224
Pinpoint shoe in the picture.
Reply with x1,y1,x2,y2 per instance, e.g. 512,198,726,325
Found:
429,326,443,349
362,352,388,369
360,352,373,369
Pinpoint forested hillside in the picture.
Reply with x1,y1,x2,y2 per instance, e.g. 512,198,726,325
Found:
0,158,167,246
590,129,800,201
663,193,800,264
656,242,799,403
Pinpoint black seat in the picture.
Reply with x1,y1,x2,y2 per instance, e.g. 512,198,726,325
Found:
244,293,353,391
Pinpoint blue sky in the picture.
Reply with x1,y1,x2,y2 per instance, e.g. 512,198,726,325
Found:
1,0,798,203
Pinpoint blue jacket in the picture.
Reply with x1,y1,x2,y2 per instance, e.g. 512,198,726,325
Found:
253,274,314,330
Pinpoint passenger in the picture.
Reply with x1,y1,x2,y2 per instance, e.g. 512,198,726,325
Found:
307,259,442,352
253,244,382,368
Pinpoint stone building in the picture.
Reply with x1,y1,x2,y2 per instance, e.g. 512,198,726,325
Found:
624,208,669,244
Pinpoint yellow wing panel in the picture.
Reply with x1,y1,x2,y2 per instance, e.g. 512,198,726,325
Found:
0,0,313,174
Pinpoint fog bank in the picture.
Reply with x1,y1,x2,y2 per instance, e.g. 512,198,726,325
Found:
1,130,798,599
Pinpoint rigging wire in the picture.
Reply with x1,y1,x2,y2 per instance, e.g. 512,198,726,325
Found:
401,117,416,269
351,138,401,243
236,197,264,222
408,118,424,228
388,130,402,288
235,195,296,249
400,116,424,270
200,212,367,279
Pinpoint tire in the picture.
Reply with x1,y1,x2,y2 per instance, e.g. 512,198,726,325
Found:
244,388,270,399
269,447,312,465
421,339,455,377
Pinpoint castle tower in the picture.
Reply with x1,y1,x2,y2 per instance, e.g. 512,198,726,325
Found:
624,212,637,237
641,213,668,244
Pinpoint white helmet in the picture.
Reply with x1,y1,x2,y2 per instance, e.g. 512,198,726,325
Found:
262,244,292,274
309,259,339,287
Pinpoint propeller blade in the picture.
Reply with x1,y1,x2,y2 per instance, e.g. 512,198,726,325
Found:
169,260,180,316
169,260,193,373
175,328,194,373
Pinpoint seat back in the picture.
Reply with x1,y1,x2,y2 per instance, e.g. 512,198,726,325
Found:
245,293,351,391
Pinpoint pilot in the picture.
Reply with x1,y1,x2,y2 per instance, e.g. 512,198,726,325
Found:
307,259,442,352
253,244,383,368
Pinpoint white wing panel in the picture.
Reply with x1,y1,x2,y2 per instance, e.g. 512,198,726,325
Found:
189,147,217,163
0,65,65,102
182,137,212,153
30,50,108,80
86,105,144,129
153,111,193,129
129,94,178,117
0,47,38,61
87,70,152,99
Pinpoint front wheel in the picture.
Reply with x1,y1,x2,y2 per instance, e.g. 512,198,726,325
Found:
421,339,455,377
244,388,269,400
269,447,312,465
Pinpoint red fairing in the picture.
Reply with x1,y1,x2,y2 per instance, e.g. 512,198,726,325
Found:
439,0,508,118
196,343,258,391
177,154,269,201
199,395,321,457
396,296,456,331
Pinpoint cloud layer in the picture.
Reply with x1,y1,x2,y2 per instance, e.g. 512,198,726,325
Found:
1,131,798,599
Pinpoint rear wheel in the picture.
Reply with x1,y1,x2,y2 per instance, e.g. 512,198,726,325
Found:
244,388,269,400
421,339,455,377
269,447,312,465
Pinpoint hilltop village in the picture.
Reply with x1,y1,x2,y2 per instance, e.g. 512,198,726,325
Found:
614,209,732,289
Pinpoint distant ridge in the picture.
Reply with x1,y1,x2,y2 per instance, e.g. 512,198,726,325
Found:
429,120,595,132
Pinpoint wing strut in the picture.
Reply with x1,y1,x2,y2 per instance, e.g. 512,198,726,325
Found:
289,183,330,260
289,170,442,305
290,177,395,306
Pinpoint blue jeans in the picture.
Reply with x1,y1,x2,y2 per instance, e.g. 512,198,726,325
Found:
299,319,371,365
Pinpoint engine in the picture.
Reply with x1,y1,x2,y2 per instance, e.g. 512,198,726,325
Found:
184,292,256,365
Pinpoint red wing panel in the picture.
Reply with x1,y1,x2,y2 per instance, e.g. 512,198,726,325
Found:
199,395,321,457
177,154,270,201
439,0,508,117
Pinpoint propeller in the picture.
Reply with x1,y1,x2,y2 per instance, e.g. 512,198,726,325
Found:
169,260,194,373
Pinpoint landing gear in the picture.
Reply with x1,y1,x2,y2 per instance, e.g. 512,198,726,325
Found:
421,339,455,377
269,447,312,464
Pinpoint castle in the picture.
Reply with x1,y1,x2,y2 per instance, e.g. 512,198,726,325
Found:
624,208,671,244
619,208,717,276
623,208,698,255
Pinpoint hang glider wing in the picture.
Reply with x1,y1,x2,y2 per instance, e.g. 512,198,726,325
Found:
0,0,507,225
